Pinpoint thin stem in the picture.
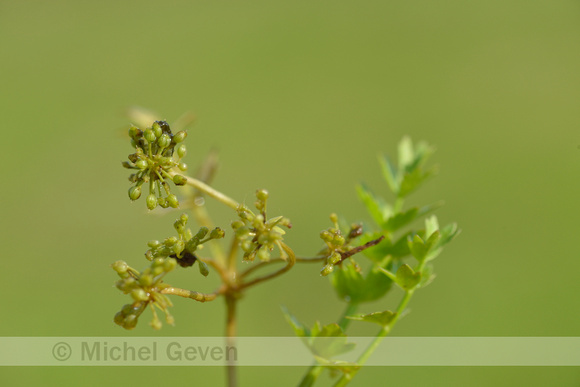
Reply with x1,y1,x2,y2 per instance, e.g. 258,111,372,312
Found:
240,256,325,279
333,288,417,387
298,302,359,387
225,293,238,387
238,242,295,290
167,170,239,210
160,286,220,302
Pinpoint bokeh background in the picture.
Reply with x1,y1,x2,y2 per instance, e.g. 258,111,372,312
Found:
1,1,579,386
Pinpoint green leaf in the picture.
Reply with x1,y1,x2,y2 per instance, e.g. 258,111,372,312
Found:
395,264,421,290
347,310,397,327
398,166,438,198
424,222,460,262
425,215,439,237
359,232,413,261
356,184,391,227
397,136,414,171
379,155,400,194
331,259,394,304
281,306,308,337
408,231,441,262
383,207,418,232
418,263,436,288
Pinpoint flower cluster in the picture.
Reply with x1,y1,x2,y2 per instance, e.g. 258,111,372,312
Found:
112,258,176,330
123,120,189,210
145,214,225,275
231,189,291,261
319,214,363,276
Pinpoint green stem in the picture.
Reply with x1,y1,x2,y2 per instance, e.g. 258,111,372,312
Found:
333,282,420,386
168,171,239,210
298,302,359,387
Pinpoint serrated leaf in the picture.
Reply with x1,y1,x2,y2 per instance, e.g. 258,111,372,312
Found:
395,264,421,290
398,166,438,198
331,260,393,304
379,155,400,194
281,306,308,337
383,207,419,232
347,310,397,327
356,184,391,226
398,136,414,171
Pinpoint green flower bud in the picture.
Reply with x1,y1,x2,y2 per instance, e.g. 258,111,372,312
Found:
198,260,209,277
152,122,163,138
128,153,139,163
256,189,269,202
129,126,142,140
144,129,156,143
135,159,148,170
158,133,171,148
176,144,187,158
146,194,157,210
257,247,270,261
147,240,161,248
333,235,345,246
241,240,253,252
330,213,338,224
111,261,129,275
329,252,342,265
124,314,138,330
128,174,138,183
173,174,187,186
165,313,175,325
152,266,164,276
150,318,162,330
139,274,153,286
178,163,187,171
321,264,334,276
131,288,149,302
158,197,168,208
231,220,244,230
195,227,209,239
167,194,179,208
163,258,177,272
235,227,250,238
121,161,135,169
129,186,142,201
165,236,178,246
173,240,185,255
210,227,225,239
179,214,189,224
114,311,125,326
173,130,187,143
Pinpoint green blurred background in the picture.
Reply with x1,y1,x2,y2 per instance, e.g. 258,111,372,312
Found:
1,0,579,386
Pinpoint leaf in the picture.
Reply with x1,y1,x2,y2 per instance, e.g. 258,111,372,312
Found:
379,155,400,194
424,222,460,262
425,215,439,237
356,184,391,227
397,136,414,171
281,306,308,338
398,166,438,198
395,264,421,290
347,310,397,327
418,263,436,288
383,207,418,232
331,259,394,304
408,231,441,262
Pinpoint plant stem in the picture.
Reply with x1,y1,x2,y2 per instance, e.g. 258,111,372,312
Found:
168,171,239,210
333,288,417,387
225,293,238,387
160,287,220,302
298,302,359,387
239,242,295,290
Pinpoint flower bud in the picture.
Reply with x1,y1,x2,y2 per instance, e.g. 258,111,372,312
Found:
158,133,171,148
121,161,135,169
320,264,334,276
333,235,345,246
163,258,177,272
256,189,269,201
210,227,225,239
329,252,342,265
129,126,142,140
173,240,185,255
111,261,129,275
135,159,148,170
320,230,333,242
176,144,187,158
173,131,187,143
139,274,153,286
131,288,149,302
146,194,157,210
330,213,338,224
195,227,209,239
178,162,188,171
150,318,162,330
152,122,163,138
167,194,179,208
164,236,178,246
129,186,142,201
147,240,161,248
257,247,270,261
173,174,187,186
179,214,189,224
158,197,169,208
144,129,156,143
198,260,209,277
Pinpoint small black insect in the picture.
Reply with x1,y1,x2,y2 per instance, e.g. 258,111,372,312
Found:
170,251,198,268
